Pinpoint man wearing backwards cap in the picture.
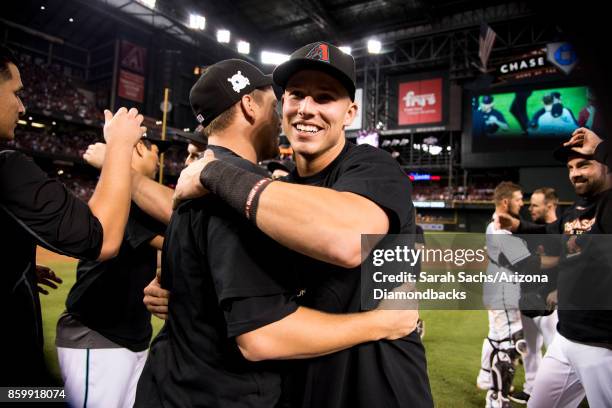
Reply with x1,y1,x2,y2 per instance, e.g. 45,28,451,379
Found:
174,43,432,407
497,131,612,407
133,58,417,408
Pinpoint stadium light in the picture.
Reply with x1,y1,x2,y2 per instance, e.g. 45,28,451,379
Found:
237,41,250,55
367,39,382,54
137,0,156,9
217,30,230,43
17,120,27,125
40,5,45,10
189,14,206,30
31,122,45,128
429,146,443,155
69,18,74,23
261,51,290,65
339,46,352,55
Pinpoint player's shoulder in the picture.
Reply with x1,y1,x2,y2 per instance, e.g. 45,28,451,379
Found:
344,142,401,168
486,221,511,235
0,149,30,168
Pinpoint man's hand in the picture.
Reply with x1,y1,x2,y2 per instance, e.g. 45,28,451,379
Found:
172,149,216,208
495,211,520,232
546,290,558,309
564,127,602,156
143,272,170,320
103,107,146,146
83,143,107,170
373,283,419,340
35,264,62,295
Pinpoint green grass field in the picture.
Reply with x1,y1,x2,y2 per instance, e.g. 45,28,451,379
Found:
39,256,528,407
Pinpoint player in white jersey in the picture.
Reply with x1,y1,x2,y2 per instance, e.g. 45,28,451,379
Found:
477,182,531,408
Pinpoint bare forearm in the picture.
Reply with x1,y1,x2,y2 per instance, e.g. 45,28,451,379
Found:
237,307,385,361
149,235,164,250
131,170,174,225
256,182,389,267
540,255,559,269
89,143,134,260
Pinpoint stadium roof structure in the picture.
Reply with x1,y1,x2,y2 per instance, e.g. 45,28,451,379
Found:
4,0,540,60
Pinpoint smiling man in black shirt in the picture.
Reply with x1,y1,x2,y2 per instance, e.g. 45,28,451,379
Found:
174,43,432,407
134,59,417,408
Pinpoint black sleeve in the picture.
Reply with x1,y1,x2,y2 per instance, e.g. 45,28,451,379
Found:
594,139,611,168
332,145,414,233
596,189,612,233
494,111,508,124
517,218,561,234
125,204,166,249
530,108,545,127
224,294,298,338
206,210,298,336
0,150,102,259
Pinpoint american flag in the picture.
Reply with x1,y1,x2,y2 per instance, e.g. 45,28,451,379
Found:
479,22,497,71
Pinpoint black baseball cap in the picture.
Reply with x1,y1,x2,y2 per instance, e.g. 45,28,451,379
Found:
143,136,174,153
553,144,594,162
273,42,356,101
190,59,273,127
174,125,207,147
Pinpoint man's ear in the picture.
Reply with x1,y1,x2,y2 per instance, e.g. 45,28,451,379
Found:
240,94,256,124
134,141,145,157
343,101,358,128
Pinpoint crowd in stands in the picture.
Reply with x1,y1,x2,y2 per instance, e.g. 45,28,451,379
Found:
18,53,103,122
412,183,496,202
6,129,100,159
56,172,97,202
3,128,190,176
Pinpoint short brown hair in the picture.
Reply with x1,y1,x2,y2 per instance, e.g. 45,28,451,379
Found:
0,45,18,82
201,87,268,138
493,181,521,205
532,187,558,206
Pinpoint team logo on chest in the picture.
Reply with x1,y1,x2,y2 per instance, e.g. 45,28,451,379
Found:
227,71,250,93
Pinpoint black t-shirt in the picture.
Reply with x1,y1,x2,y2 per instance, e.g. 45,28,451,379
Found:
555,191,612,344
285,141,433,408
64,203,165,351
520,191,612,344
134,145,299,408
0,150,102,385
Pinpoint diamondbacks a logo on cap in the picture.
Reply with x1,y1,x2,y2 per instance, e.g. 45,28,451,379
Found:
305,43,330,63
227,71,250,93
196,114,205,123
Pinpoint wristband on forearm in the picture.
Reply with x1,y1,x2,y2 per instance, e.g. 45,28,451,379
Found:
200,160,272,221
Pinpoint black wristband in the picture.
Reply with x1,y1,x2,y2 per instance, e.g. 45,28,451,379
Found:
200,160,272,221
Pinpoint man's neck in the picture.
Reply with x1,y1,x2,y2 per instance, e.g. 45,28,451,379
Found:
545,211,557,224
208,129,258,164
295,137,346,177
